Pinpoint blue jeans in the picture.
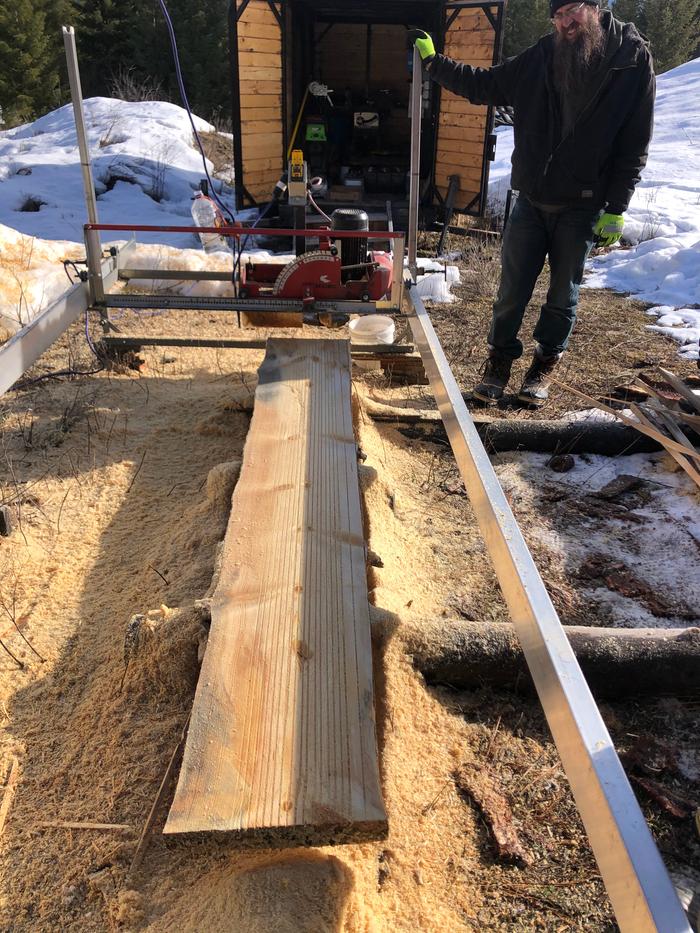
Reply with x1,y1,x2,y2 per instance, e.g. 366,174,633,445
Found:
489,195,602,359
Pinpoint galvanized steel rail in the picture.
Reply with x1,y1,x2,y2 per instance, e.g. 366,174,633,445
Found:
406,284,690,932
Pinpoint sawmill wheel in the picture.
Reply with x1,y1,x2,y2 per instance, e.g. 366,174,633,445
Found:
271,251,340,296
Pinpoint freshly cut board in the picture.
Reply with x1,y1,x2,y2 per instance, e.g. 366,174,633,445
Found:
165,338,387,843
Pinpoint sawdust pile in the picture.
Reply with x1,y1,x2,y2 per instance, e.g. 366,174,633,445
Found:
0,327,505,931
3,317,695,931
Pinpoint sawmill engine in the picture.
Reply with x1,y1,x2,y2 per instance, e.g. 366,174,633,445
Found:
331,208,369,277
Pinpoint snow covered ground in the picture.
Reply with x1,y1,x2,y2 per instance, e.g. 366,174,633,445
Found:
489,57,700,360
0,98,226,245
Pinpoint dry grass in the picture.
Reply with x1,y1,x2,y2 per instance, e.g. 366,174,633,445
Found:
199,131,234,180
419,231,697,420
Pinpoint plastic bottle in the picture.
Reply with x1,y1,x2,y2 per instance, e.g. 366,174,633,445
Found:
191,193,230,253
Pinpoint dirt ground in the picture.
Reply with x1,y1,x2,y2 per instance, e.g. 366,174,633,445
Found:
1,245,699,931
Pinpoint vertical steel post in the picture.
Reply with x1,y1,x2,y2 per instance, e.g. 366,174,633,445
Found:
407,47,422,280
391,235,405,310
62,26,104,305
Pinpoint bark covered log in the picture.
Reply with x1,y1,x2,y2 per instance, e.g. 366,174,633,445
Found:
402,620,700,698
369,408,662,455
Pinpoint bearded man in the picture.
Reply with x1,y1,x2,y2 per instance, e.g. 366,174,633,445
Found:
410,2,655,405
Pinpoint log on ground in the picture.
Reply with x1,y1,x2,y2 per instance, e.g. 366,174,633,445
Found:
403,620,700,698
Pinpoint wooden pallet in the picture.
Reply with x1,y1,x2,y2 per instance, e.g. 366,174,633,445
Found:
165,338,386,843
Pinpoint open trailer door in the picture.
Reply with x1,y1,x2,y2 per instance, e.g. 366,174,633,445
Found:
229,0,286,209
433,1,506,216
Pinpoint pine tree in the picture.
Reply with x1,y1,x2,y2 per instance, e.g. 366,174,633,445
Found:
44,0,80,109
609,0,644,26
643,0,700,72
503,0,553,57
0,0,54,125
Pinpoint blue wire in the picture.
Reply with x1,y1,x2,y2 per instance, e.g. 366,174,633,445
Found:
156,0,234,224
157,0,285,289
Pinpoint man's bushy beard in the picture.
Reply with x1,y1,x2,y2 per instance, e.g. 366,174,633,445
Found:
553,14,605,94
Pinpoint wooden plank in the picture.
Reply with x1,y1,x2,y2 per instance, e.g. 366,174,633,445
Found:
444,42,496,60
241,67,282,82
165,339,386,842
238,4,278,26
240,94,281,109
243,144,283,163
242,131,283,152
438,127,491,148
245,174,284,192
435,167,484,188
38,821,133,832
240,80,282,96
244,185,281,202
658,367,700,416
446,9,495,30
237,20,280,41
435,159,483,176
439,112,488,130
243,164,282,184
241,120,282,135
435,186,480,207
440,97,488,115
238,36,281,54
436,137,486,158
239,51,281,69
246,170,282,190
236,156,280,174
0,757,19,836
630,404,700,489
241,109,282,126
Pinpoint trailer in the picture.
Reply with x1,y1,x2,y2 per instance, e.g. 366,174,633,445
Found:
228,0,505,220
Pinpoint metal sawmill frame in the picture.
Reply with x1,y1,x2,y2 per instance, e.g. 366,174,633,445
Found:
81,223,406,330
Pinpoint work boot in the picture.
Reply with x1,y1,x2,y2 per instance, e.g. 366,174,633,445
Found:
518,348,562,406
472,350,513,404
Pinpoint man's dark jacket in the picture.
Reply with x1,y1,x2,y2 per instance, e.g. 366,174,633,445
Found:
429,12,655,213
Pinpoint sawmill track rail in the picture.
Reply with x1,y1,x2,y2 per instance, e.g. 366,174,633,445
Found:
406,284,690,933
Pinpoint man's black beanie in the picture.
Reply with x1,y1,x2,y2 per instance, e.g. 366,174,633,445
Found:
550,0,598,15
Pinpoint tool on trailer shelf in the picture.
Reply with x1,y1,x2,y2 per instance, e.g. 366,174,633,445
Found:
287,81,334,160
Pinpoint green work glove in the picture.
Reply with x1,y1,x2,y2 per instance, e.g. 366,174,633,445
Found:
594,212,624,247
407,28,436,65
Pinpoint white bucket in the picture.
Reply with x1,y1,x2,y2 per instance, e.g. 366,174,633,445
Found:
349,315,395,345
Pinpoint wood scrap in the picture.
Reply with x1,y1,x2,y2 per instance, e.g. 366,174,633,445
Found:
630,403,700,489
551,379,700,463
645,403,700,432
633,377,700,431
658,367,700,416
0,756,19,836
362,397,442,422
38,821,133,832
454,762,532,866
630,776,696,820
128,713,190,879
